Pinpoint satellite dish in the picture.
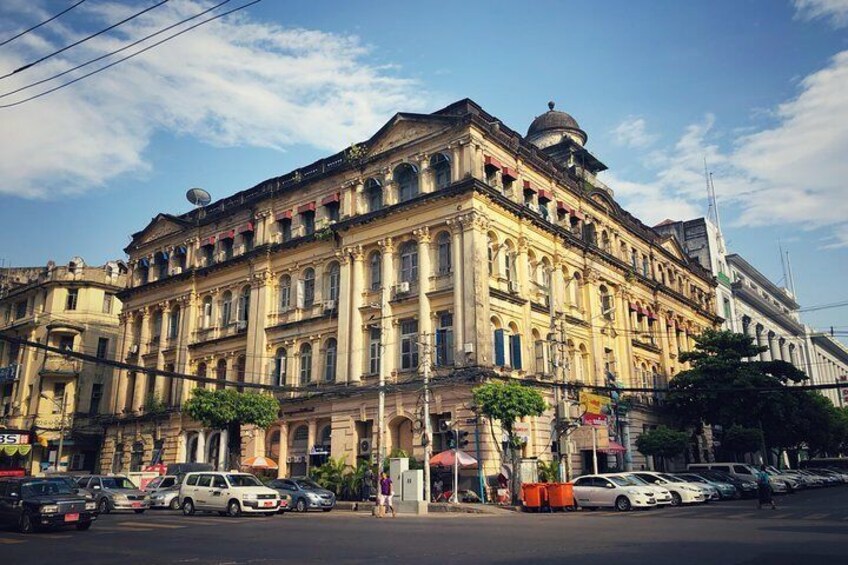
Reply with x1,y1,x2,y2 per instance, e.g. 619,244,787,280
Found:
186,187,211,207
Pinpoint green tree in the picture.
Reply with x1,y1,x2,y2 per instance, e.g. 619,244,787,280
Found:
184,388,280,469
721,425,764,460
473,380,547,503
536,460,559,483
635,426,689,470
310,457,351,497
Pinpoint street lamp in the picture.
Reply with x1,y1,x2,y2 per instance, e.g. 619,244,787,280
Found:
39,392,67,472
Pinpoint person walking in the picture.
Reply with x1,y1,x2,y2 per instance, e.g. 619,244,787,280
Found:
361,467,374,502
756,464,776,510
378,471,396,518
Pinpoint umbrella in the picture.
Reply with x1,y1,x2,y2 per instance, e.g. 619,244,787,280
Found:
144,464,167,475
241,456,278,470
429,449,478,469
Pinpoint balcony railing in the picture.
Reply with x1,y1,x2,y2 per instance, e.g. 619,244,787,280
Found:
40,353,82,376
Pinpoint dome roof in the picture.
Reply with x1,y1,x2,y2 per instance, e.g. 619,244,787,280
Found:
526,101,587,146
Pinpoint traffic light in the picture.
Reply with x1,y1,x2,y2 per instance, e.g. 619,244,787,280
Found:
457,430,470,449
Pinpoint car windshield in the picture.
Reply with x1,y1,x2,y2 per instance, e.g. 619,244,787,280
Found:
609,476,635,486
21,478,76,497
295,478,321,490
624,475,649,486
658,473,681,483
227,474,262,487
102,477,136,489
680,475,705,483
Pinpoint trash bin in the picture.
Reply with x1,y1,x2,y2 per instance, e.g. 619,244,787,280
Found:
546,483,575,511
521,483,548,511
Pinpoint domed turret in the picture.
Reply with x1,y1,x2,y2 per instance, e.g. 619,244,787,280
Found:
526,101,587,148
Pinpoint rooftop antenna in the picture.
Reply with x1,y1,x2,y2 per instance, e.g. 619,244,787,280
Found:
704,157,713,221
778,239,788,287
709,172,722,234
786,248,797,298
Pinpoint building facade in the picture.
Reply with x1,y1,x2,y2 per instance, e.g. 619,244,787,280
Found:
0,258,126,474
806,332,848,408
102,99,718,486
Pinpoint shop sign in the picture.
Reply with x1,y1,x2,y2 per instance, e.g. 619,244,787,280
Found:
0,432,30,445
579,391,611,425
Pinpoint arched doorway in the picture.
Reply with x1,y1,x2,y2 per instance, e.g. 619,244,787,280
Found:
186,433,200,463
289,425,308,476
266,429,280,461
388,416,414,456
207,431,222,470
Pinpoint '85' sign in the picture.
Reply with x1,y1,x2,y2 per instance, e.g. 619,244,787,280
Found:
0,433,29,445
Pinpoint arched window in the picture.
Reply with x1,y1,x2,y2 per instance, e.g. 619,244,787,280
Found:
492,317,506,366
326,262,340,303
437,232,451,275
369,251,382,291
237,285,250,324
215,359,226,390
173,246,187,271
394,163,419,202
572,273,583,310
503,241,515,283
279,275,292,310
508,323,523,370
642,255,650,277
365,178,383,212
599,285,614,320
299,343,312,385
399,241,418,283
137,261,149,285
487,235,497,276
582,223,597,246
324,338,337,382
430,153,451,190
236,355,246,392
196,362,207,390
168,306,181,340
221,291,232,327
303,268,315,308
274,348,288,387
201,296,213,329
151,309,163,340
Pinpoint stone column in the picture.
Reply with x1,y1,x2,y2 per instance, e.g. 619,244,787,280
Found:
111,312,132,414
448,219,465,364
245,272,270,384
154,306,170,400
276,422,289,478
176,432,187,463
306,420,317,475
133,308,151,411
311,337,322,384
515,235,531,367
450,143,463,183
379,238,395,377
336,251,352,384
176,293,195,404
196,431,207,464
415,228,432,372
417,154,432,194
348,246,365,383
218,428,229,470
778,338,787,362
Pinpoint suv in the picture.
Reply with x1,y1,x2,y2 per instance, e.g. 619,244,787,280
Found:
179,472,280,517
267,477,336,513
77,475,150,514
0,477,98,533
688,463,787,494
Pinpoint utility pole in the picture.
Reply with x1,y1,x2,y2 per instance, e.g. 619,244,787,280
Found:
451,421,459,503
422,332,432,503
56,392,67,472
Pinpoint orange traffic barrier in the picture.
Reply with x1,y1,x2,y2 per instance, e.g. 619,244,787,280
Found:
545,482,575,511
521,483,548,511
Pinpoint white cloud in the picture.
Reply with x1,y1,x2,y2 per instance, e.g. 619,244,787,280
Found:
793,0,848,27
602,50,848,248
610,116,657,148
0,1,429,198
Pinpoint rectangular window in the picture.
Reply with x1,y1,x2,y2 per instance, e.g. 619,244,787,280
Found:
203,245,215,266
66,289,79,311
14,300,27,319
279,218,292,242
369,328,381,375
242,231,254,253
124,373,136,412
222,239,234,260
494,329,505,366
325,202,340,222
102,293,114,314
96,337,109,359
52,383,66,413
534,340,546,374
59,335,74,351
509,334,522,370
302,211,315,236
89,383,103,416
435,313,454,367
400,319,419,370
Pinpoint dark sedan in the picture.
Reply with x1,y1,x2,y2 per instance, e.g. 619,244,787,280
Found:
0,477,98,533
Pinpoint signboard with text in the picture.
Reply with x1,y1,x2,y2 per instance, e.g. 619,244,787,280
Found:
579,391,611,425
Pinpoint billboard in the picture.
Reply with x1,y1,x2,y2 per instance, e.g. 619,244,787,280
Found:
579,391,611,425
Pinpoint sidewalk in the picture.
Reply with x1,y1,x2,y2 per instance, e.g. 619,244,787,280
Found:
334,501,517,515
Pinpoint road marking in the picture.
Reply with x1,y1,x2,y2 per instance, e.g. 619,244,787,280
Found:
801,513,829,520
116,521,185,529
0,538,26,545
41,534,72,539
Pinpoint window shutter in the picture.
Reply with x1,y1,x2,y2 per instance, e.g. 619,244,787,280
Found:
511,335,522,370
494,329,505,366
535,340,545,373
435,329,444,365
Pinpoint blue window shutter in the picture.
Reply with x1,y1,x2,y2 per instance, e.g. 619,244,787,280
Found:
435,330,444,366
494,329,505,366
511,335,522,370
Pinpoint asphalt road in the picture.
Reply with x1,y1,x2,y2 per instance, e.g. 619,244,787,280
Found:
2,486,847,564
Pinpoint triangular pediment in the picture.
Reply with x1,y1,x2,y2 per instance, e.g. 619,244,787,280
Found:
658,235,688,263
127,214,190,252
366,114,459,157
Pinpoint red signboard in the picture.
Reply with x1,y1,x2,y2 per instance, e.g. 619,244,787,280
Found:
0,469,26,477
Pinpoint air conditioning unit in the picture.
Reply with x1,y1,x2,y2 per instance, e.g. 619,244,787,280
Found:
324,300,336,312
170,267,183,276
236,320,247,331
508,281,520,294
129,344,139,354
235,245,245,255
358,438,372,455
396,281,411,294
272,232,282,243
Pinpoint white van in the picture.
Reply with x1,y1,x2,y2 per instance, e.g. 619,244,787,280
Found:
687,462,787,493
179,472,280,517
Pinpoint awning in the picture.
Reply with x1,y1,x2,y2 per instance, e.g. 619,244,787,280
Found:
159,251,170,261
501,167,518,181
218,230,235,241
321,193,340,206
484,156,502,170
176,245,187,255
556,200,567,211
238,222,254,234
629,302,638,312
522,180,537,194
571,209,586,221
138,258,150,267
537,189,552,202
275,210,292,221
598,440,627,454
242,456,278,470
201,236,216,247
648,311,658,321
429,449,478,469
1,444,32,457
298,202,316,214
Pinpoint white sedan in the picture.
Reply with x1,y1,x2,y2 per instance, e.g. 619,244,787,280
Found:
631,472,706,506
606,473,674,506
572,475,657,511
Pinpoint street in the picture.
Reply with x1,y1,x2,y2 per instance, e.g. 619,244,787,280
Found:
1,487,847,564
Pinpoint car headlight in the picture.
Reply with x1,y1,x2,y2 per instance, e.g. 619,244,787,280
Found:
113,493,128,501
144,495,151,502
40,505,59,514
242,493,257,500
85,502,97,511
307,492,321,500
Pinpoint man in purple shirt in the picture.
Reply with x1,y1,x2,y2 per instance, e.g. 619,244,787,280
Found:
378,471,396,518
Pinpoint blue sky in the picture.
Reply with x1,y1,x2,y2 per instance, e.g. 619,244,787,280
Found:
0,0,846,334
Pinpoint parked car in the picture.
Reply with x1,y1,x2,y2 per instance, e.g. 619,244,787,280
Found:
267,478,336,513
149,487,181,510
604,473,673,506
76,475,150,514
631,472,706,506
0,477,98,533
144,475,179,493
690,470,756,498
674,473,735,500
809,468,848,484
687,462,787,494
179,472,280,517
572,475,657,511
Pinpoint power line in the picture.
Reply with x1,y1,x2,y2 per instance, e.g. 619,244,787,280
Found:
0,0,170,81
0,0,233,101
0,0,88,49
0,0,262,109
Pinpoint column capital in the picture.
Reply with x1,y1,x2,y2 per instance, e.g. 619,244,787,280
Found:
343,245,364,262
413,226,431,244
517,235,529,253
377,237,394,253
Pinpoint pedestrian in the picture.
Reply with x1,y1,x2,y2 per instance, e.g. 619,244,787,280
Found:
362,467,374,502
433,478,444,503
378,471,396,518
756,464,776,510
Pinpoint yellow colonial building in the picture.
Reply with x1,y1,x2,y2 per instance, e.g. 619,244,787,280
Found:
0,258,126,474
102,100,719,483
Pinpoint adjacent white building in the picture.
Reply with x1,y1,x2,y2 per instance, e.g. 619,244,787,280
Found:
806,331,848,408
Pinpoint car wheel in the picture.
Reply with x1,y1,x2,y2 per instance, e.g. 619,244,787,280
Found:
18,512,36,534
263,512,276,517
322,508,333,513
227,500,241,517
295,498,308,513
134,509,146,514
75,521,93,531
615,496,632,512
182,499,195,516
670,492,682,507
169,498,181,511
98,498,111,514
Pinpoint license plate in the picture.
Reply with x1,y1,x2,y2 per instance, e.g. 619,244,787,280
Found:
132,502,142,508
64,513,80,522
263,501,275,507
